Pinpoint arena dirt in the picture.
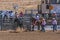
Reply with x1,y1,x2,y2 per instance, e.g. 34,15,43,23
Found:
0,31,60,40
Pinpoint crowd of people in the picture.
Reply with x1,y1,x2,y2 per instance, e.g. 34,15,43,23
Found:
13,12,57,32
1,11,57,32
31,17,57,32
0,11,58,32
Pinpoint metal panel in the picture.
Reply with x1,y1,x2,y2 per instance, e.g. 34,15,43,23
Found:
42,4,49,13
2,18,14,30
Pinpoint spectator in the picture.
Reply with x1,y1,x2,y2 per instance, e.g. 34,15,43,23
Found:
41,18,46,32
52,12,57,18
52,18,57,32
3,11,8,19
9,11,15,21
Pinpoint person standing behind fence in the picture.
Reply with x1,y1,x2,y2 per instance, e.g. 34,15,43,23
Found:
52,18,57,32
41,18,46,32
32,17,36,31
3,11,8,19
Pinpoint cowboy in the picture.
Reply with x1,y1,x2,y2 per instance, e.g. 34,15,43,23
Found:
41,18,46,32
52,18,57,32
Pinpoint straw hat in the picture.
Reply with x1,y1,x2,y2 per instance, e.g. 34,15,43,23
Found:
42,18,45,20
52,18,55,20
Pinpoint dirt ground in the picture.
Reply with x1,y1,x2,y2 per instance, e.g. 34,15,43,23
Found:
0,31,60,40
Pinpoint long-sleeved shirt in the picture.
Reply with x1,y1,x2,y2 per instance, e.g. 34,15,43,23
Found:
41,21,46,25
52,20,57,25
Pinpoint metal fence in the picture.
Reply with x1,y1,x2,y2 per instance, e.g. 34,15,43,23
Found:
1,18,15,30
24,9,39,31
0,14,32,31
0,9,60,30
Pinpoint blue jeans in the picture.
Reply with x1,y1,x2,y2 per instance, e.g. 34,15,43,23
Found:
41,25,45,32
53,24,57,32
